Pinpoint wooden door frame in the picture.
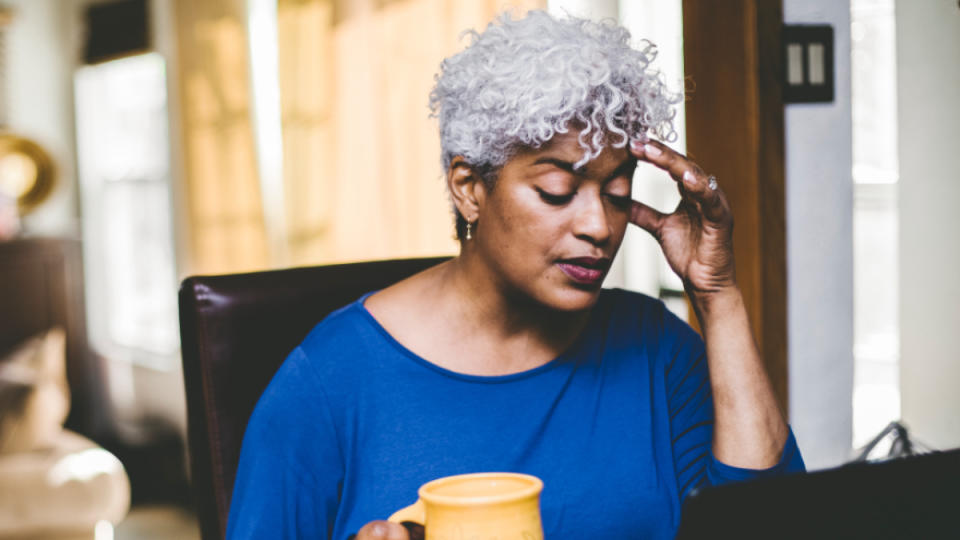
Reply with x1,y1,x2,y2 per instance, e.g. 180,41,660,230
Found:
682,0,788,414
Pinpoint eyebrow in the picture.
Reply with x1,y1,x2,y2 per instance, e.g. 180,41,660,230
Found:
532,157,577,174
532,156,636,185
607,158,637,182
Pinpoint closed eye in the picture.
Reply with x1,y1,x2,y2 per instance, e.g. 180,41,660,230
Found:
605,193,632,209
536,187,574,205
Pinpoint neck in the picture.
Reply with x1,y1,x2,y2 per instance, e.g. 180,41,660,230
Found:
435,244,592,368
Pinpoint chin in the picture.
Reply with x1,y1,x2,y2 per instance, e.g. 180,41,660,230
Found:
535,284,604,313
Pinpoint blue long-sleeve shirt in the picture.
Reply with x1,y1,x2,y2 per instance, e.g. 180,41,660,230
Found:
228,288,805,539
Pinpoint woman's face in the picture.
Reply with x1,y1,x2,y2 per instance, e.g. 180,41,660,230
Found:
472,131,637,312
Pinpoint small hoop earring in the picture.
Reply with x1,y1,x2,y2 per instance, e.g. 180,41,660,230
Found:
465,221,473,240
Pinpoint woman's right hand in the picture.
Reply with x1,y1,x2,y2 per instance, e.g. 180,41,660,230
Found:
349,520,425,540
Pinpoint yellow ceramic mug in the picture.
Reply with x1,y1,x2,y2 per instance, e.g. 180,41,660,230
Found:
388,472,544,540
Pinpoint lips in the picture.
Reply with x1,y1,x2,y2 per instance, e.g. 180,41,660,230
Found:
556,257,611,285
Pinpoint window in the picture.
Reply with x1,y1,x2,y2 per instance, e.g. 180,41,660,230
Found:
850,0,900,448
74,53,180,375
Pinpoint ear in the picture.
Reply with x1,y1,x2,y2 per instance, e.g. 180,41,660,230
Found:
447,156,486,223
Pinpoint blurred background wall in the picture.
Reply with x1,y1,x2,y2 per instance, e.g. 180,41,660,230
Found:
5,0,79,236
783,0,855,471
896,0,960,451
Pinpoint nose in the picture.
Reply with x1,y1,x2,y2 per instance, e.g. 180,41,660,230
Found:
572,191,612,245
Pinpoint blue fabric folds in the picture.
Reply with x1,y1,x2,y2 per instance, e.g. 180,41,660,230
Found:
228,289,805,539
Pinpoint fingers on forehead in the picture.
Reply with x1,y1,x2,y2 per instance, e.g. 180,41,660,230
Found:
644,140,731,223
643,141,695,176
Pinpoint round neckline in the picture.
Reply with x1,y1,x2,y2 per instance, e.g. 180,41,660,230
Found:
353,290,606,384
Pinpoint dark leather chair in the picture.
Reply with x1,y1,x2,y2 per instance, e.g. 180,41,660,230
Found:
178,257,448,540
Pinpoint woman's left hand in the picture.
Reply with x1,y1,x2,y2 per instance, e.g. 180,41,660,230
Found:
627,139,737,299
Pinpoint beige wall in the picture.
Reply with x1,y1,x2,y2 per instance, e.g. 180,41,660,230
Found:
896,0,960,450
5,0,80,236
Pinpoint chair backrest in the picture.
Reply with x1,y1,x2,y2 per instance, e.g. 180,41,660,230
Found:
178,257,448,540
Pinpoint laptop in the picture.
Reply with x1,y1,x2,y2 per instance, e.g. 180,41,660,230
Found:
675,448,960,539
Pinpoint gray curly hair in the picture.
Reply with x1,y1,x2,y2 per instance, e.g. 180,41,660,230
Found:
430,10,682,239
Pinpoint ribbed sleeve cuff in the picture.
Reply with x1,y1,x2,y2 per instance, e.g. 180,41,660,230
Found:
706,426,806,486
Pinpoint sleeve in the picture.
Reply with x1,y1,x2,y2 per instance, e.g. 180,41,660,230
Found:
226,347,345,539
661,306,806,502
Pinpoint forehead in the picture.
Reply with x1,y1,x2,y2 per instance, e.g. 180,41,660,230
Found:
538,130,585,156
521,130,632,173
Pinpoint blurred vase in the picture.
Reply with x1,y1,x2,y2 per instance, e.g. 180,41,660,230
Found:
0,191,20,240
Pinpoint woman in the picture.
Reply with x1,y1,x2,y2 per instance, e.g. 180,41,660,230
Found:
228,10,805,540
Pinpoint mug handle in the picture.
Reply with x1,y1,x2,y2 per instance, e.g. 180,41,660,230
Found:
388,499,426,526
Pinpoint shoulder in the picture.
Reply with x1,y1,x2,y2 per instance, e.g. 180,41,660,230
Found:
249,296,378,430
600,287,663,314
300,296,376,352
293,295,388,380
599,288,704,363
600,288,691,334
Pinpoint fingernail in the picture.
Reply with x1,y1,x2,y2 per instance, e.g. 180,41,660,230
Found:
630,139,644,152
644,144,661,157
683,171,697,186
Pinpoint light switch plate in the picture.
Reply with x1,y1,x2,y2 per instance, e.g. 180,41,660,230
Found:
783,25,835,103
